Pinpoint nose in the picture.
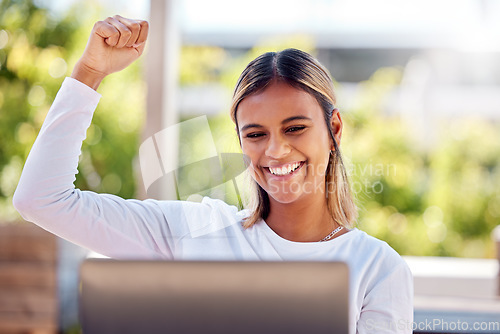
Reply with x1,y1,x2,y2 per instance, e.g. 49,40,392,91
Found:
265,133,291,159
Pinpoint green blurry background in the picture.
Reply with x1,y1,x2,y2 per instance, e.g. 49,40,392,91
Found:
1,0,499,259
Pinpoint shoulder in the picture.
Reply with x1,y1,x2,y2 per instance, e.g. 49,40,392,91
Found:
346,229,405,260
342,228,412,278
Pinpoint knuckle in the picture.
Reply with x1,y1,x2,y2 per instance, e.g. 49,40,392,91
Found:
131,22,141,31
93,21,107,32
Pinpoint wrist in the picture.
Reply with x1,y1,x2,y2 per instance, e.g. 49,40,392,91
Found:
71,61,105,91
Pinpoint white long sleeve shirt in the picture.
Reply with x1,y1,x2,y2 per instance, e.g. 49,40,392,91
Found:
13,77,413,333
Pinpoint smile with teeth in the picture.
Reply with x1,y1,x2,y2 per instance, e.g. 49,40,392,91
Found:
267,162,303,176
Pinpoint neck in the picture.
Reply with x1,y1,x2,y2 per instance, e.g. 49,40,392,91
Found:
265,194,339,242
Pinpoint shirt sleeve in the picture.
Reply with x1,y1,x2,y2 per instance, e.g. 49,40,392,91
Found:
13,78,176,259
357,260,414,334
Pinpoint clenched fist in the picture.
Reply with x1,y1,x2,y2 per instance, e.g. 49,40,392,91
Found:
71,15,149,90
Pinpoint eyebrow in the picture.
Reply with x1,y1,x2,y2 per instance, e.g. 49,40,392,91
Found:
239,116,312,133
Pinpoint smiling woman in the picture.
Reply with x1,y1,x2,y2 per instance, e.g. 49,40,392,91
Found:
13,15,413,334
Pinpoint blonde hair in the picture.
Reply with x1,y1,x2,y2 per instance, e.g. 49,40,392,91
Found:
230,49,357,229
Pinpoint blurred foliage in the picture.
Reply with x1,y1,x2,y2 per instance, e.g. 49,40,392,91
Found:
340,67,500,258
0,0,145,222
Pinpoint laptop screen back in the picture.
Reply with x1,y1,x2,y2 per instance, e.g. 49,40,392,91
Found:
79,260,349,334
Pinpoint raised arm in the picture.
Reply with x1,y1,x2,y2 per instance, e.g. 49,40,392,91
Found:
12,16,183,259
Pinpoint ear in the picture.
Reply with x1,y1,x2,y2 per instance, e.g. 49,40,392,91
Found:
330,108,343,150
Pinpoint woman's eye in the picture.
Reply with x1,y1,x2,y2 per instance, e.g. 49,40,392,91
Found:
246,132,265,138
286,126,306,133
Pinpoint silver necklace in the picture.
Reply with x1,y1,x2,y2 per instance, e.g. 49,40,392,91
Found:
319,226,344,242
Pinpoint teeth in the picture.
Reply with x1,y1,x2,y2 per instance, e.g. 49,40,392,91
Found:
269,162,301,176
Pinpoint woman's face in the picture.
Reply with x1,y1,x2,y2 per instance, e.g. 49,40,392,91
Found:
237,81,342,205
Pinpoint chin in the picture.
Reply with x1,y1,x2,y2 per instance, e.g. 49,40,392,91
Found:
269,194,298,204
265,185,305,205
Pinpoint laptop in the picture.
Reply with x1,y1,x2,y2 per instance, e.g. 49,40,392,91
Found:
79,259,349,334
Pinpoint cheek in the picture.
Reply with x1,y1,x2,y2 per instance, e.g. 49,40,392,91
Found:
305,141,331,177
240,142,263,178
306,152,329,179
240,141,260,163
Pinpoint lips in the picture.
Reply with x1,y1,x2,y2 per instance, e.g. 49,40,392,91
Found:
266,161,305,176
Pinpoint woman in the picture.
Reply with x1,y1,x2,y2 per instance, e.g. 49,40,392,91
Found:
13,15,413,333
